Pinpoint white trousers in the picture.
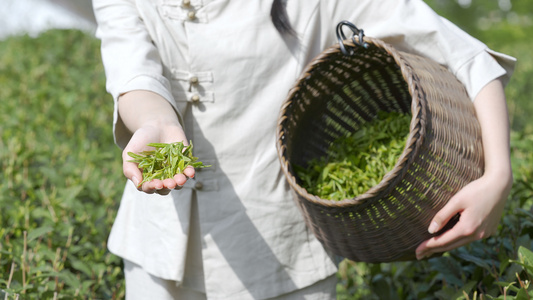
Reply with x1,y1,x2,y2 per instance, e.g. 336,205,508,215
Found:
124,259,337,300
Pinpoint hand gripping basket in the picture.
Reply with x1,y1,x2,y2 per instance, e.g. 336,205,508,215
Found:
276,21,484,262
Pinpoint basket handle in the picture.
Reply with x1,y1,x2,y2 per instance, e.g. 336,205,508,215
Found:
336,20,369,55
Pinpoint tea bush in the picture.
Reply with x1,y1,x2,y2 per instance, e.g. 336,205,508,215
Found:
0,30,124,299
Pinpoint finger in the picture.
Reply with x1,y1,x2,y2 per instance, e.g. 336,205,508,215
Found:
174,173,188,186
422,223,466,251
143,181,172,196
416,218,480,259
428,197,464,234
162,178,177,190
415,239,430,259
142,179,164,193
416,235,473,260
183,166,195,178
123,161,143,188
122,147,145,186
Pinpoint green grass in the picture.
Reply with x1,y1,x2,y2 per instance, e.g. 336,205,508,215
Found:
0,30,124,299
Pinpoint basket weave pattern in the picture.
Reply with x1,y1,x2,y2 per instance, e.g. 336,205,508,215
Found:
276,37,484,262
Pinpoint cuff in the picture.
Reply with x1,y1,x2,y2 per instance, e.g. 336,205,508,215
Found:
454,49,516,101
112,74,182,149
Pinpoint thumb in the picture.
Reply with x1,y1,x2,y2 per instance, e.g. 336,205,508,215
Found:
123,150,143,188
428,197,463,234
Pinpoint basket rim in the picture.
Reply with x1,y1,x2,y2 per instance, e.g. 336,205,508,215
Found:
275,36,427,208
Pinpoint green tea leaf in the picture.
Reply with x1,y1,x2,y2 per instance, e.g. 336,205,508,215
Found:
128,141,210,185
296,111,410,201
27,226,54,242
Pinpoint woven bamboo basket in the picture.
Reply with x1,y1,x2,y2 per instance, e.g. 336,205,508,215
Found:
276,22,485,262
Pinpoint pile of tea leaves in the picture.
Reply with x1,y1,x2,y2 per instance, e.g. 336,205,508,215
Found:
128,141,210,186
296,111,411,201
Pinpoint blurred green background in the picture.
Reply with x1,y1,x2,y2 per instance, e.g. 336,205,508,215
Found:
426,0,533,134
1,1,532,299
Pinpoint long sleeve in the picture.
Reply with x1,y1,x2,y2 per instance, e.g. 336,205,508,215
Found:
320,0,516,100
93,0,179,148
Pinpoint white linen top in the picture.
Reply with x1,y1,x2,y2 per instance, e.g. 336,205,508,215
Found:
93,0,515,299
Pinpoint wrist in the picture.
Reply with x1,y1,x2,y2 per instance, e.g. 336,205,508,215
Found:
482,163,513,194
118,90,182,132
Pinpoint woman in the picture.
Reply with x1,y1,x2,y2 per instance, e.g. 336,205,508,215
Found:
92,0,515,298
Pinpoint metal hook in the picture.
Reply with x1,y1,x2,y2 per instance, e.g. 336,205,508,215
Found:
335,20,368,56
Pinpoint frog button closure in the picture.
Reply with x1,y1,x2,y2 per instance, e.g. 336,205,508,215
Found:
191,94,200,103
189,76,199,85
159,1,206,23
187,10,196,20
194,181,204,190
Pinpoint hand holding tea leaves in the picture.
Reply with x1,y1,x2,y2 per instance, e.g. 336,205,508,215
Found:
128,141,210,189
117,90,200,194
